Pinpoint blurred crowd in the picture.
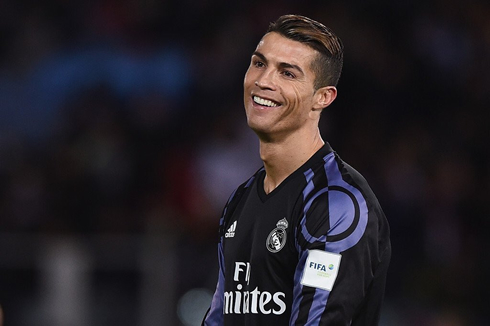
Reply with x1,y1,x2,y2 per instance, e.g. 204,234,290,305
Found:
0,0,489,325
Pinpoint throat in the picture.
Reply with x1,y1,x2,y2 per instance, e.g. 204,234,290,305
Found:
263,175,281,195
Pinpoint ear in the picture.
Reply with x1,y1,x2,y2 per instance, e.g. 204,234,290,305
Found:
312,86,337,111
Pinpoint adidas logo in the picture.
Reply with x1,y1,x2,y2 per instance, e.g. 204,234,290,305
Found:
225,221,237,238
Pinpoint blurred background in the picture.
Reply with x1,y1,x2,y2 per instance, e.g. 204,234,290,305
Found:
0,0,489,325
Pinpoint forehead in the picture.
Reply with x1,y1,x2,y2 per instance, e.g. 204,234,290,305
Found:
254,32,318,70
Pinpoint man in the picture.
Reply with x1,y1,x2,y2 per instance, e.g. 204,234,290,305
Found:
203,14,391,325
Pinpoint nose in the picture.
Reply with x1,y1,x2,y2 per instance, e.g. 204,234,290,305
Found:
254,69,276,90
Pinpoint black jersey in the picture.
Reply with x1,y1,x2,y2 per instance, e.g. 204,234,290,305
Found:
203,144,391,326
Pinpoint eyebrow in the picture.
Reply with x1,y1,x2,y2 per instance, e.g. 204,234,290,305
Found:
252,51,305,76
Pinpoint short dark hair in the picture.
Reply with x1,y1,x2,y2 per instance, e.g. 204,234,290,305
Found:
267,14,344,89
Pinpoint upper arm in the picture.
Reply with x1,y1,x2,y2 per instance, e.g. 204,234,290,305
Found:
290,184,376,325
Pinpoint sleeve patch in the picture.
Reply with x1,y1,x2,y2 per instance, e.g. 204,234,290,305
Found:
300,249,342,291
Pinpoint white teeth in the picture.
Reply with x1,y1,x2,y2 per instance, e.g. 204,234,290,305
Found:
253,96,278,107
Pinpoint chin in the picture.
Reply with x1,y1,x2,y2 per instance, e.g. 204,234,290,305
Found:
247,123,274,140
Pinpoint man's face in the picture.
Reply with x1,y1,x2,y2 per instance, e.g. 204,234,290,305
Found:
243,32,321,140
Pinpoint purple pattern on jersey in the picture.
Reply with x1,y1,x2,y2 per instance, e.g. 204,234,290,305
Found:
297,169,316,251
290,249,308,324
291,152,369,325
303,168,316,198
326,189,356,236
204,243,225,325
205,174,256,325
220,187,237,228
307,289,331,324
245,174,256,188
322,152,368,254
300,187,329,243
299,152,368,253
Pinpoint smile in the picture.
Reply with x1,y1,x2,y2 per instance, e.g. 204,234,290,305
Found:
253,96,280,107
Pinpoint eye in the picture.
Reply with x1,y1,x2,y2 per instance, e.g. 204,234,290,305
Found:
253,59,265,68
282,70,296,79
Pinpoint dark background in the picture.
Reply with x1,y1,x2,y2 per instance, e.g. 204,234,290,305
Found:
0,0,489,325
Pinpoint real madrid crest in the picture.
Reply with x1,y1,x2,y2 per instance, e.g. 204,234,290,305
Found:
266,218,288,253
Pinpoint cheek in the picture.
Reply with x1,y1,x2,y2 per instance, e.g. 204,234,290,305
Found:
286,88,315,122
243,73,253,102
243,67,256,88
244,69,250,83
290,87,311,111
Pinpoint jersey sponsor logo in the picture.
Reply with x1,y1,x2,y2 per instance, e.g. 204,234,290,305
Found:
223,286,286,315
266,218,288,253
225,221,237,238
224,261,286,315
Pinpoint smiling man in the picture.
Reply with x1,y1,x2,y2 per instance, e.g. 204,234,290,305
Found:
203,15,391,326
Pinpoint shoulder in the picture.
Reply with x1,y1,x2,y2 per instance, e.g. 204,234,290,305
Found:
220,168,263,220
298,149,387,252
316,150,378,207
227,168,263,204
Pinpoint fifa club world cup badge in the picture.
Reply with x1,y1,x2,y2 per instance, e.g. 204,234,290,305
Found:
266,218,288,253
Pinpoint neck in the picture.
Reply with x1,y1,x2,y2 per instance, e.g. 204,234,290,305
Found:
259,129,324,194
